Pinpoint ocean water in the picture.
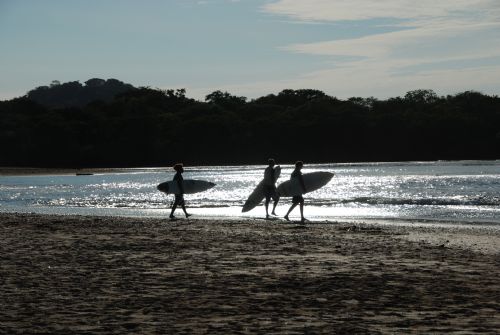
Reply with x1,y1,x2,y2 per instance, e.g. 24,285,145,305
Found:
0,161,499,226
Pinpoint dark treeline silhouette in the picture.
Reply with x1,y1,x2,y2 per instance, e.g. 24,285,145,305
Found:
1,79,499,167
26,78,135,108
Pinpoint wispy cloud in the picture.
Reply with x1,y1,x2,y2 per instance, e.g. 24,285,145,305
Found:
262,0,495,23
196,0,241,5
259,0,500,97
284,19,500,63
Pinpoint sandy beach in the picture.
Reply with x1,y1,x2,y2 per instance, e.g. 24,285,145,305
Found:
0,213,499,334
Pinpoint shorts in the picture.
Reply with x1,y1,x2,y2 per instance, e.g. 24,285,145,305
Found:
174,194,185,206
292,195,304,204
264,185,277,200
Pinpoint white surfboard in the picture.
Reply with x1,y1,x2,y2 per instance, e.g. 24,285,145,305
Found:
242,166,281,212
157,179,215,194
277,172,334,197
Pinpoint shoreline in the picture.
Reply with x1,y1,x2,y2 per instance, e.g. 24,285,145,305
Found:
0,167,141,176
1,212,498,333
1,159,499,176
1,211,499,255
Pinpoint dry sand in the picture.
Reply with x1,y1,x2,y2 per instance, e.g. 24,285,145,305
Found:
1,213,499,334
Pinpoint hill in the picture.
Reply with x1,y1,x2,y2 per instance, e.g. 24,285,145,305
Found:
26,78,135,108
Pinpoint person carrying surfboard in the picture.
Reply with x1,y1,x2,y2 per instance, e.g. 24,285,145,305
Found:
169,163,191,219
284,161,307,222
263,158,280,218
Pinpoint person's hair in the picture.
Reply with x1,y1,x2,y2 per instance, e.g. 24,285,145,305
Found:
268,158,275,165
295,160,303,168
173,163,183,171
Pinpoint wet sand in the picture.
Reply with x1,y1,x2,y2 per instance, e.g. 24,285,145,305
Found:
1,213,499,334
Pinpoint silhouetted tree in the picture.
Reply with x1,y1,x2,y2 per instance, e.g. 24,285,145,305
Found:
1,81,499,167
27,78,135,108
205,90,247,109
404,89,439,104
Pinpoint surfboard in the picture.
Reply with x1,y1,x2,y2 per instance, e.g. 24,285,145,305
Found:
277,171,334,197
157,179,215,194
242,166,281,213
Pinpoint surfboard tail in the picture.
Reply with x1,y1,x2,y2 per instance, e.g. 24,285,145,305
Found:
157,182,169,193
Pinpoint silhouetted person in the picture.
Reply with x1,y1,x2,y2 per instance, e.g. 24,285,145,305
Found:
284,161,306,222
169,163,191,219
263,158,280,218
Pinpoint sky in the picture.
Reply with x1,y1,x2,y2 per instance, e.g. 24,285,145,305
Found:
1,0,500,101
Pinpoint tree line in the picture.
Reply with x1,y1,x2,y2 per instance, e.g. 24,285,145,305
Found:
1,79,499,167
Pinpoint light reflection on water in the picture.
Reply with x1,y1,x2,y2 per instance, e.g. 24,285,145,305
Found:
0,161,499,225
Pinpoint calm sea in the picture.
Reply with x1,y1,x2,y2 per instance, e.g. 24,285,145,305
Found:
1,161,499,226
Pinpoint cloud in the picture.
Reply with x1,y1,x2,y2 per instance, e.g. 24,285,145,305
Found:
183,61,500,101
283,19,500,62
258,0,500,97
262,0,495,22
166,0,500,100
196,0,241,5
264,0,500,61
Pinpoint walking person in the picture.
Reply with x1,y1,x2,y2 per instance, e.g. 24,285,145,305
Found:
169,163,191,219
284,161,307,223
263,158,280,219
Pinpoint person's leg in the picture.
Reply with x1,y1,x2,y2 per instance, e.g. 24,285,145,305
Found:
181,204,191,218
299,201,305,222
284,203,297,221
299,196,306,222
170,195,182,218
265,196,271,218
271,194,279,215
170,201,178,218
271,200,279,215
177,196,190,218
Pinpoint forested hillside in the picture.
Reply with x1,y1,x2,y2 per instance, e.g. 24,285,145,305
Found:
1,79,499,167
26,78,135,108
